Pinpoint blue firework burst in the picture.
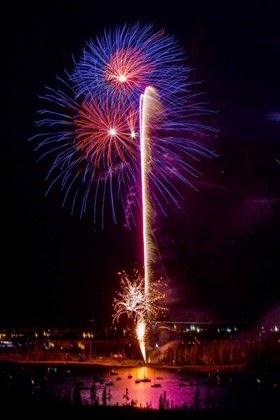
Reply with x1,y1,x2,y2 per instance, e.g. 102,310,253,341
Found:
30,23,218,228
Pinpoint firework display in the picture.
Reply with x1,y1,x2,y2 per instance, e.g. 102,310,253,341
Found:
70,24,193,109
112,269,166,324
31,23,217,361
30,23,217,228
112,269,167,359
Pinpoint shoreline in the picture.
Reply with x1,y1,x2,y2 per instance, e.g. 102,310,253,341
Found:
0,355,247,372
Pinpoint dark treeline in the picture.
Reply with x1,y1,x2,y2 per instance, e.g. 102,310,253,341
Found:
86,332,280,371
151,335,280,370
11,333,279,370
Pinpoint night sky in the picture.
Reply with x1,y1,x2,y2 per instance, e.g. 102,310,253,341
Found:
2,1,280,329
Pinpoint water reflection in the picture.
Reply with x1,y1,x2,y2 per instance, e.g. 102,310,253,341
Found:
41,365,280,411
1,361,280,413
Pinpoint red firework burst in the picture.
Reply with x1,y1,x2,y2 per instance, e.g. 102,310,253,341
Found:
74,96,139,166
104,47,155,98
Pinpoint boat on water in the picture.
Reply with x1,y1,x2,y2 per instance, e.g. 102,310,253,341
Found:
151,370,162,387
110,370,118,375
105,380,114,386
116,376,122,380
135,379,141,384
140,377,151,382
128,374,133,379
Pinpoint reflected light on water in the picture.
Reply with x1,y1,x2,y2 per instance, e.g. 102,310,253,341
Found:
40,365,280,411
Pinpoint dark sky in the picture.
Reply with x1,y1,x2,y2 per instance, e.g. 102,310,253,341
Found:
2,1,280,329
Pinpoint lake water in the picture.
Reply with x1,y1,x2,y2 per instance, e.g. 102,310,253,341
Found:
35,364,280,413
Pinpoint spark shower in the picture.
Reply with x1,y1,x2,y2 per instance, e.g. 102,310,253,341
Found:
30,22,217,361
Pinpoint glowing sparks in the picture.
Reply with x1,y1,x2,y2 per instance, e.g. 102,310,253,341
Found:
136,319,146,339
31,23,217,227
112,269,167,359
31,22,218,360
108,128,117,136
140,86,164,299
74,96,138,167
103,46,155,101
112,269,167,323
136,318,147,361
